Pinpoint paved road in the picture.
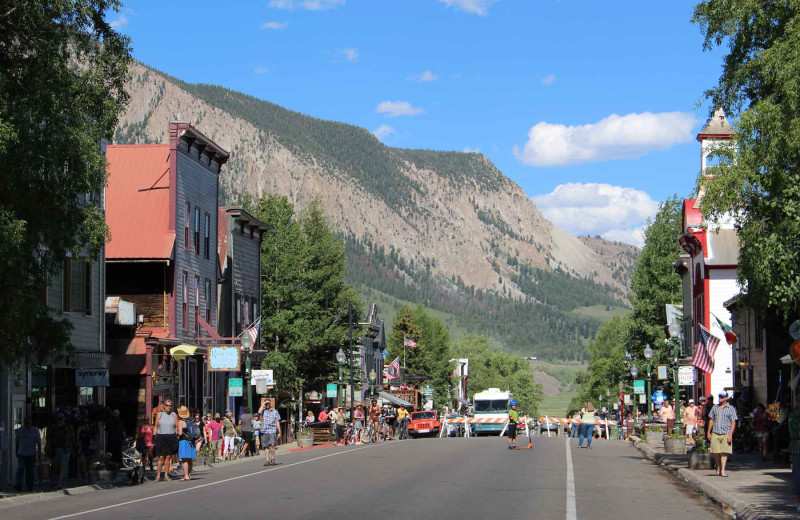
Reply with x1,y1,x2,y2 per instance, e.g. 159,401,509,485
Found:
3,436,725,520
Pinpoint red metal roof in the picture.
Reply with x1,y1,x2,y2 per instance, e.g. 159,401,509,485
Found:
683,198,703,228
106,145,175,260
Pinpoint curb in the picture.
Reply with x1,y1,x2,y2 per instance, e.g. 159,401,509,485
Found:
630,437,764,520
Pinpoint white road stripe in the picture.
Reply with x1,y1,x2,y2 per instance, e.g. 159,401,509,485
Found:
48,443,393,520
565,435,577,520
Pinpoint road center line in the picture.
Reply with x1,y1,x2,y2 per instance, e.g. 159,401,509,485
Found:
48,442,394,520
565,435,577,520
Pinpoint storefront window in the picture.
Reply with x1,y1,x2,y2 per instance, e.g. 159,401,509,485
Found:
78,387,95,406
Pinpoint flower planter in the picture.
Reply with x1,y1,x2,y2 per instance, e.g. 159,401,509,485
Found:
663,437,687,454
88,469,118,483
688,451,713,469
296,433,314,448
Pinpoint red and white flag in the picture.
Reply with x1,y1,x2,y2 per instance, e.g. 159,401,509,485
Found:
692,324,720,374
403,336,417,348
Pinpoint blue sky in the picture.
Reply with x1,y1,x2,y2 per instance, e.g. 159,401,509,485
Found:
110,0,725,246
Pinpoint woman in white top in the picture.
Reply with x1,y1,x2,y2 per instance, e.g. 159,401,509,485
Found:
578,402,596,449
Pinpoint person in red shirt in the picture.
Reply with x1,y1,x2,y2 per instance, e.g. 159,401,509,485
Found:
753,403,769,461
204,413,223,462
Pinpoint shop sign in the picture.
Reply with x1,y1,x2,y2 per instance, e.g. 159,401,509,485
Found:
229,378,243,397
326,383,338,398
304,390,322,403
678,366,695,386
656,364,669,380
633,380,645,395
75,369,109,387
250,369,274,386
422,384,434,398
638,394,647,404
209,346,240,371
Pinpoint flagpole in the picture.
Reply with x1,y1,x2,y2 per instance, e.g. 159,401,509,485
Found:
403,335,406,369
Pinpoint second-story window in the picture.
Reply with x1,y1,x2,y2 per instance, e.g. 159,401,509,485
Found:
195,276,200,333
204,213,210,259
63,257,91,315
182,271,188,330
194,207,200,255
243,300,249,328
184,202,190,251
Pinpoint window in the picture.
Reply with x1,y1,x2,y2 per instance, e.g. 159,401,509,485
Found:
243,300,249,328
252,299,258,324
235,294,242,336
184,203,191,250
204,279,211,323
182,271,188,330
194,207,200,255
204,213,210,259
62,257,91,314
195,276,200,333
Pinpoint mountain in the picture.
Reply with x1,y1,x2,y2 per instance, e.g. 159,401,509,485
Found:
115,63,638,359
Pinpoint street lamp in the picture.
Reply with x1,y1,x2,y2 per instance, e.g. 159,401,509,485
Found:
629,365,639,426
668,321,683,434
369,369,377,398
336,348,347,408
240,334,254,412
643,344,654,420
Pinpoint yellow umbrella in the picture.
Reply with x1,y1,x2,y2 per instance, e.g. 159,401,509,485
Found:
170,344,197,361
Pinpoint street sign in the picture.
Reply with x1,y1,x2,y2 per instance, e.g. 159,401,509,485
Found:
656,364,668,380
326,383,338,398
422,384,434,398
624,394,632,405
678,366,695,386
250,369,274,385
229,378,243,397
638,394,646,404
633,380,645,395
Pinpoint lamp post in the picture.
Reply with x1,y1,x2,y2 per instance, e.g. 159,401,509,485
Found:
630,365,639,426
643,344,654,420
348,303,355,419
336,348,347,408
369,369,377,398
668,321,683,434
240,334,254,412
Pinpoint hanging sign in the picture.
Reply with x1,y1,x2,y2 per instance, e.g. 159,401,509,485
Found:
326,383,338,398
678,366,695,386
422,384,434,398
656,364,669,380
633,380,645,395
75,369,109,387
209,346,240,371
638,394,647,404
304,390,322,403
250,369,274,386
229,378,243,397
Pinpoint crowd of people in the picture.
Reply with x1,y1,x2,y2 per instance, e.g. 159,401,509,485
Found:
303,400,411,444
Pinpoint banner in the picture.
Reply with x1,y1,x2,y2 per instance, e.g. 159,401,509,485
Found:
209,346,240,371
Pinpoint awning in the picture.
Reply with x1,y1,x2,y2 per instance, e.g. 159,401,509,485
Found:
378,391,413,407
454,396,471,407
170,345,197,361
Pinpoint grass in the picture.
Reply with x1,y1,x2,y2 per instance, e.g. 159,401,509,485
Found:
539,391,578,418
571,304,630,321
530,361,586,389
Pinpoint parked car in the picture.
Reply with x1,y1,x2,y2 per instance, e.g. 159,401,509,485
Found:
408,410,441,438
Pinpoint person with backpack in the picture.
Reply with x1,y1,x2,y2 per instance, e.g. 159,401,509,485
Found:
176,406,197,481
154,400,178,482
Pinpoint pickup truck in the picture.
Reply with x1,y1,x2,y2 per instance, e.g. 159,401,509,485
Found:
408,411,441,438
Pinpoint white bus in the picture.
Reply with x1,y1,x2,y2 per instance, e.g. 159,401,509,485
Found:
472,388,512,435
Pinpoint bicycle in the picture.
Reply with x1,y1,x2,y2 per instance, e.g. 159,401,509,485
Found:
398,418,409,440
361,422,375,444
121,437,142,469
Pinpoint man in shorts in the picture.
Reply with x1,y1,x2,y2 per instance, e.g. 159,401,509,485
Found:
507,400,520,449
258,400,281,466
707,392,738,477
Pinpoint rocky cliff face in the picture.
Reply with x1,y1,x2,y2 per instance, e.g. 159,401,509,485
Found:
116,63,635,302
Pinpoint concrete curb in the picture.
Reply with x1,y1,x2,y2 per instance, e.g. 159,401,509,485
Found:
630,437,764,520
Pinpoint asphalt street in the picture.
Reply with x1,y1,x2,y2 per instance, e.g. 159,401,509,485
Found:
2,436,726,520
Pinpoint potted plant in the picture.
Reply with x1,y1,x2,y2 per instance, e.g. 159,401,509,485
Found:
197,444,213,465
88,451,116,483
296,425,314,448
663,431,687,454
688,437,713,469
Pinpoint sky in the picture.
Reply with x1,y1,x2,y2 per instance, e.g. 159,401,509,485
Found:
110,0,726,247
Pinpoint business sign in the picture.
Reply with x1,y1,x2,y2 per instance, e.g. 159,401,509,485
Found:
638,394,647,404
633,380,645,395
75,369,109,387
326,383,338,398
678,366,695,386
422,384,434,398
656,364,669,380
250,369,274,386
208,346,240,371
229,378,243,397
304,390,322,403
624,394,632,405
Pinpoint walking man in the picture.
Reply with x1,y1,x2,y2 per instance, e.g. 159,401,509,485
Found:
660,400,675,434
683,399,698,443
14,417,40,492
238,407,254,457
258,400,281,466
707,392,738,477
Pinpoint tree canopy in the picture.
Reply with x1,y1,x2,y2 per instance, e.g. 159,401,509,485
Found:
693,0,800,319
0,1,131,363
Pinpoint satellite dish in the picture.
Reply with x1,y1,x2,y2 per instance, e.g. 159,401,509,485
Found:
789,320,800,340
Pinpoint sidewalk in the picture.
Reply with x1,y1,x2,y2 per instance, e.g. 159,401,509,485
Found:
633,436,796,520
0,444,297,509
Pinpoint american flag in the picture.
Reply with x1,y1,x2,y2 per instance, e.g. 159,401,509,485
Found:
387,356,400,380
245,318,261,354
692,324,720,374
403,336,417,348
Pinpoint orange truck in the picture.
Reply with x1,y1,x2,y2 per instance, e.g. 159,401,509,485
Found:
407,410,441,438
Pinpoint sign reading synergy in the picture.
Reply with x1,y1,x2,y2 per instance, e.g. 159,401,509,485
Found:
209,346,240,371
75,369,109,387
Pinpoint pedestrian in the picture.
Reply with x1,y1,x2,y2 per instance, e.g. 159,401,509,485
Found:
137,415,154,472
334,406,346,442
258,400,282,466
507,400,520,450
77,421,93,483
683,399,698,443
253,413,261,454
703,394,714,430
577,402,596,449
386,406,397,439
788,394,800,512
205,413,223,462
238,407,254,457
707,392,737,477
193,412,205,452
660,400,675,434
353,405,365,442
369,400,381,442
697,396,707,435
304,410,315,428
222,411,237,461
176,406,196,481
753,403,769,461
569,411,579,438
153,400,178,482
397,406,409,439
106,409,126,465
318,407,329,423
50,413,75,489
13,417,40,492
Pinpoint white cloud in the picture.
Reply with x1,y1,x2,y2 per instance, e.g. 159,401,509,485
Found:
532,183,659,247
409,70,438,83
340,48,359,63
109,14,128,30
463,147,481,153
437,0,498,16
253,65,270,74
514,111,696,167
376,101,425,117
373,125,396,141
269,0,344,10
261,21,288,29
541,74,556,86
